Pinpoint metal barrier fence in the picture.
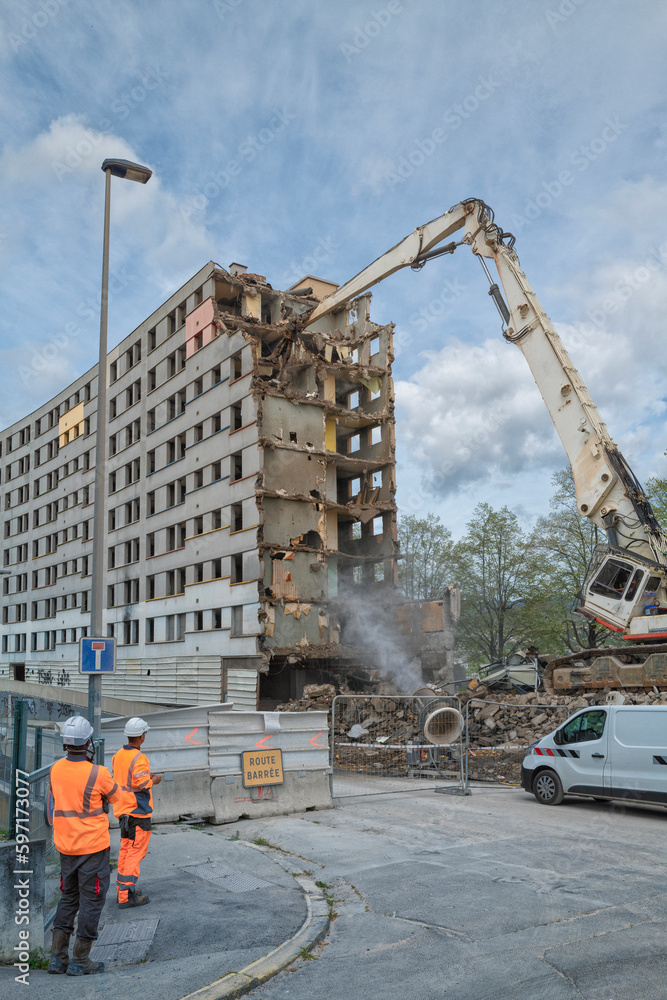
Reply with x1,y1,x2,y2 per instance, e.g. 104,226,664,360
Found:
464,698,571,786
330,694,467,797
330,693,574,798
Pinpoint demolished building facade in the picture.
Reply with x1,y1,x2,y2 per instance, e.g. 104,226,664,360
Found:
0,261,458,708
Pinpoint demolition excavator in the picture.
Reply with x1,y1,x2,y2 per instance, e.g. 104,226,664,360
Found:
302,198,667,696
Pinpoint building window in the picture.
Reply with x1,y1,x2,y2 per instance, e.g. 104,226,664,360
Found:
231,352,242,380
370,425,382,446
231,605,243,636
231,503,243,532
231,404,242,431
146,618,155,642
212,608,222,629
231,452,242,481
232,554,243,583
194,611,203,631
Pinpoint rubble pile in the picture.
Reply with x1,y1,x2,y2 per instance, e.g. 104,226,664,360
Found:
277,681,667,784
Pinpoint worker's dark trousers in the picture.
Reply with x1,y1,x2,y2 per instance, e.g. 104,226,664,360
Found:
53,847,111,941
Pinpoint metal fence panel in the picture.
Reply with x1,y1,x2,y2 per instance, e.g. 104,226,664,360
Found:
331,694,466,797
464,698,571,785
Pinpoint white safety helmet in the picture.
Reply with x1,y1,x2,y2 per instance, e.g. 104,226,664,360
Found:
124,717,150,737
61,716,94,747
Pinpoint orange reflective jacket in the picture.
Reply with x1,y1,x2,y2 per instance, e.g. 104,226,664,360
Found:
111,745,153,818
49,757,120,855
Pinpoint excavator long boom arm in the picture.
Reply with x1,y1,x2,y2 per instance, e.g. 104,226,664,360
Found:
304,198,667,574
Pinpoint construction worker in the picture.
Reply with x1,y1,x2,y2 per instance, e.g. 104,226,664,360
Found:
112,717,162,908
48,715,122,976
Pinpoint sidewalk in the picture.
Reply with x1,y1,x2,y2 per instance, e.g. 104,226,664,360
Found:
0,823,329,1000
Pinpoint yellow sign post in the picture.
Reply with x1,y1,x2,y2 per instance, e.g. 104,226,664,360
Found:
241,749,284,787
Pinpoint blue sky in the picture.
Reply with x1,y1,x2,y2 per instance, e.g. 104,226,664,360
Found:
1,0,667,536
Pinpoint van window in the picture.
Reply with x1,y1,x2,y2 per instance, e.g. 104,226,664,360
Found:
590,559,633,601
559,710,607,744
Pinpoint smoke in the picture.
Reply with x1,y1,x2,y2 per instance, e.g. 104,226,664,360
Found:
336,586,424,694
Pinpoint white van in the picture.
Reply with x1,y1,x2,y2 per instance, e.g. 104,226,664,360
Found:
521,705,667,807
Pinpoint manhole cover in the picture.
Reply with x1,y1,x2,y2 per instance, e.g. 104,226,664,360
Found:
91,917,159,968
183,861,273,892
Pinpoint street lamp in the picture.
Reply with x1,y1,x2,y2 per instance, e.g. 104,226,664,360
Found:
88,158,152,739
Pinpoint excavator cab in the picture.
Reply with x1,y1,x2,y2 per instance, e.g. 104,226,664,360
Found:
582,547,665,631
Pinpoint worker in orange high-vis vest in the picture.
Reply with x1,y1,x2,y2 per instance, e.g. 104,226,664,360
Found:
48,716,122,977
112,717,162,908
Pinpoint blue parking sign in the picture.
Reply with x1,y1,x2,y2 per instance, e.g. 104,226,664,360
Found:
80,637,116,673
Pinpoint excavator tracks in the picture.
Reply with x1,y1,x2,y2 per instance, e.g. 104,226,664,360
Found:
545,644,667,695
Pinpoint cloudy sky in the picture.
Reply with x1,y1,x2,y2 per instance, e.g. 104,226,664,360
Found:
1,0,667,536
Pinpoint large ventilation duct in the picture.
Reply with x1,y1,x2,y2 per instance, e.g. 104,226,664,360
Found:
422,706,463,745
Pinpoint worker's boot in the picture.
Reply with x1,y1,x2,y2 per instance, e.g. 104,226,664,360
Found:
47,929,70,974
66,937,105,975
119,889,149,909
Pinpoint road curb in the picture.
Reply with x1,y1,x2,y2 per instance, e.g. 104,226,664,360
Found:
179,845,330,1000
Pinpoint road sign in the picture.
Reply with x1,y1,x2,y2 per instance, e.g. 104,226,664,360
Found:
79,637,116,674
242,749,284,787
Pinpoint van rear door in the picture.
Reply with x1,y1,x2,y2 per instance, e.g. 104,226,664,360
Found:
609,707,667,805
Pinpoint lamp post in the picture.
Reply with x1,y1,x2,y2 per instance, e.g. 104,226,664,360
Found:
88,158,152,739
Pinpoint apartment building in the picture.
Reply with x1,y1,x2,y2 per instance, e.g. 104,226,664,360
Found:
0,261,442,708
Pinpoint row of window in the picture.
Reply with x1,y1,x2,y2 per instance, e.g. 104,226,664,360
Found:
3,519,92,566
5,451,92,507
1,605,249,651
2,627,91,653
4,383,94,455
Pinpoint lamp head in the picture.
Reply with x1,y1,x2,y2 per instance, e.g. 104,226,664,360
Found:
101,158,152,184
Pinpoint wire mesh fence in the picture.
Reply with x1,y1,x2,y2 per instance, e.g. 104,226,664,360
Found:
464,698,571,785
330,693,466,796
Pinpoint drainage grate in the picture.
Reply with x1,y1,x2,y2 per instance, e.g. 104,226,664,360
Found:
90,917,159,968
183,861,273,892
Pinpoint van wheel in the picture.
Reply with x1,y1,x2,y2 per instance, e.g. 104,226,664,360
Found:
533,769,564,806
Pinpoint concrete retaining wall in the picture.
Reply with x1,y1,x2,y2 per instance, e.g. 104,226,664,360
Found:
0,839,45,964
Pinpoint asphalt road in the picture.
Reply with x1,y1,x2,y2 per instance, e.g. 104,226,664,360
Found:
232,781,667,1000
5,779,667,999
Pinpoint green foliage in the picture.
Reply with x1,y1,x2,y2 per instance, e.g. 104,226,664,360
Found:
452,503,547,667
531,469,616,652
398,513,454,599
29,948,49,970
646,475,667,527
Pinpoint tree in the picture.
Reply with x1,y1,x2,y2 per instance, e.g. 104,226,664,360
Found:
452,503,548,668
397,513,454,600
646,475,667,527
531,468,616,651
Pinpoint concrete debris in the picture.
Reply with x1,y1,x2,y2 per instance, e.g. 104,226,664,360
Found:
348,724,370,739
